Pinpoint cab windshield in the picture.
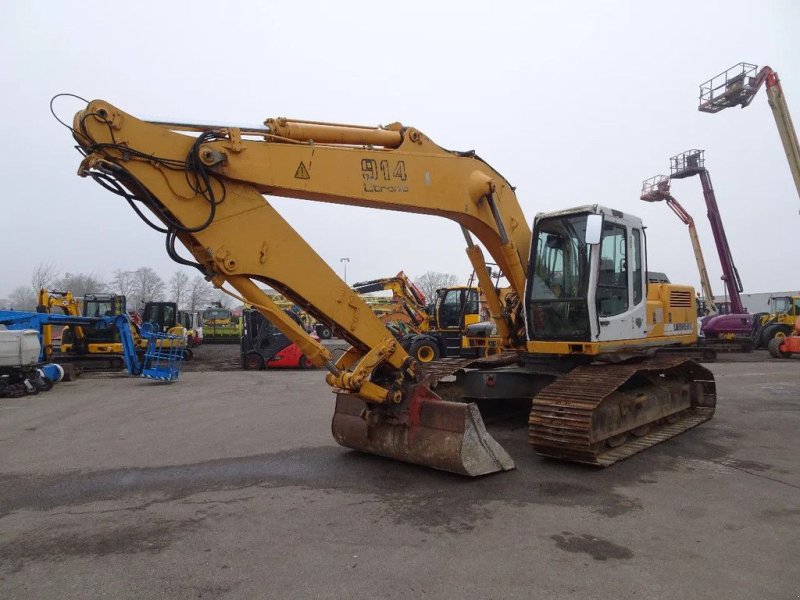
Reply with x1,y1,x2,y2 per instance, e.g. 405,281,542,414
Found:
83,301,118,318
527,214,591,341
772,296,798,316
203,309,230,321
144,304,177,329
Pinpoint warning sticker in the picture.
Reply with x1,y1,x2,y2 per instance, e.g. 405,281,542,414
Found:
294,162,310,180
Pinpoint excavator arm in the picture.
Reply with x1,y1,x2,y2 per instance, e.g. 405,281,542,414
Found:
36,288,84,358
72,100,530,405
351,272,430,331
68,99,528,475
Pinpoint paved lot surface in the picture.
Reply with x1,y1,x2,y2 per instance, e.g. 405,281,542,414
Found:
0,360,798,599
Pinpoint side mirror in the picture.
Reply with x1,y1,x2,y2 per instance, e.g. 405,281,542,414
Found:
585,214,603,245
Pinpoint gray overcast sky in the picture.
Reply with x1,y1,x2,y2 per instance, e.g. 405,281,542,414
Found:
1,0,798,298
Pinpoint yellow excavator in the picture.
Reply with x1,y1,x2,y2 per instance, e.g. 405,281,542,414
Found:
65,99,716,475
40,289,191,365
37,288,129,370
352,272,431,332
352,272,485,362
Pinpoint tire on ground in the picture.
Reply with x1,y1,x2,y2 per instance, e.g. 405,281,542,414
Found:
762,323,791,347
409,337,440,363
243,351,265,370
32,371,54,392
767,337,791,359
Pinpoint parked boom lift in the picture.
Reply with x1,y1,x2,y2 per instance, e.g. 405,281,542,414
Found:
668,150,753,349
640,176,717,316
699,62,800,204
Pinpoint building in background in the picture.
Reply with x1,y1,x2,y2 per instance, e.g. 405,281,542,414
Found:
714,290,800,315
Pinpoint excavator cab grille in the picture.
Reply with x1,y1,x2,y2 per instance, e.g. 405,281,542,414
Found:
669,290,693,308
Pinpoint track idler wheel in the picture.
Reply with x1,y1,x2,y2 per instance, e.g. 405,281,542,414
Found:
331,384,514,477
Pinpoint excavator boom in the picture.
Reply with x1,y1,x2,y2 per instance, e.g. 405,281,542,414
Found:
351,272,430,331
70,99,523,475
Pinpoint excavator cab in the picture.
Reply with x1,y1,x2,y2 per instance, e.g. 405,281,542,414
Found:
79,294,126,345
142,302,178,332
433,287,480,330
83,294,126,318
141,301,193,358
527,206,649,350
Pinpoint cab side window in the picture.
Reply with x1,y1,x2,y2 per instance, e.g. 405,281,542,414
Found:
464,289,479,316
440,289,462,329
597,223,629,317
632,229,643,305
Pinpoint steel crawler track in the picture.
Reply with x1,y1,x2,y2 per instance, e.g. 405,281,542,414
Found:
529,356,716,466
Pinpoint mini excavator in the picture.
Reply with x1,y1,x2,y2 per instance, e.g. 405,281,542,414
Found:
64,99,716,476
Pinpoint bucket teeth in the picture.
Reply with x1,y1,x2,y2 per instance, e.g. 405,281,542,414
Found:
332,389,514,477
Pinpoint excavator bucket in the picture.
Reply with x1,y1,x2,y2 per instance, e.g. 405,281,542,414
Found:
331,384,515,477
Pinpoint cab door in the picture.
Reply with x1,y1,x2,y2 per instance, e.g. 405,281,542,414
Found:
595,221,647,342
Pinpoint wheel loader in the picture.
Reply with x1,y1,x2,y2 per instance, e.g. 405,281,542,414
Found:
752,295,800,348
63,98,716,476
767,317,800,359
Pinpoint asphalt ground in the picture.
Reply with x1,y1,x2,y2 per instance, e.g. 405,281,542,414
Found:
0,358,798,599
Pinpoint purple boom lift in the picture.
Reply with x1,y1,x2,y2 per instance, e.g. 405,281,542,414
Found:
669,150,753,345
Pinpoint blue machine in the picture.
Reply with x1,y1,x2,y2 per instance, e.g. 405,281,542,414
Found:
0,311,184,382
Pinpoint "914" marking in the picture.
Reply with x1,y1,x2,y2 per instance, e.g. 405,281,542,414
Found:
361,159,408,193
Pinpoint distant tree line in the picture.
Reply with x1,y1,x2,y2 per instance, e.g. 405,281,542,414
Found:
2,263,464,314
0,262,232,313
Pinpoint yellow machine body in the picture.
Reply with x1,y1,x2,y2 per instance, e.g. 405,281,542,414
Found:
68,100,714,475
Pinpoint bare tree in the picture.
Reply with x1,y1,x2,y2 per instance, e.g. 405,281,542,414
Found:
413,271,460,303
112,269,136,298
211,288,232,309
30,262,59,293
169,270,190,309
7,286,37,311
131,267,164,306
53,272,107,297
187,275,211,313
